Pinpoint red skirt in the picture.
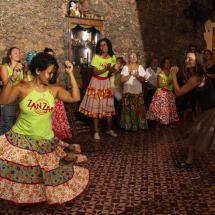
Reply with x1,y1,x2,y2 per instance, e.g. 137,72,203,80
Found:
146,88,179,125
52,99,72,140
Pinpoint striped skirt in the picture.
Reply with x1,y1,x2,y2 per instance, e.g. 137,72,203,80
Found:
0,130,89,205
79,76,115,119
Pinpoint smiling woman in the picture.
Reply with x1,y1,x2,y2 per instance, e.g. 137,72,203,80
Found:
171,51,215,170
0,52,89,205
0,47,24,134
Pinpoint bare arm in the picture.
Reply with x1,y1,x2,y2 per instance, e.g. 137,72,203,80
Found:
92,67,108,76
135,74,145,83
171,66,200,96
0,65,9,85
0,80,21,104
121,74,131,83
54,62,80,103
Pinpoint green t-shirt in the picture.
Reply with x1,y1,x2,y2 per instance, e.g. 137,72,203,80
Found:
91,54,116,77
158,71,173,91
12,90,55,140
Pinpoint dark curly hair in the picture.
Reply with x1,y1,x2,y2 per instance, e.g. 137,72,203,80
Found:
43,47,55,55
30,52,59,76
95,38,114,57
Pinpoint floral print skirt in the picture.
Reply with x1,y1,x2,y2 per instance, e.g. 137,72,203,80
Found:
146,88,179,125
120,93,148,131
52,99,72,140
0,130,89,205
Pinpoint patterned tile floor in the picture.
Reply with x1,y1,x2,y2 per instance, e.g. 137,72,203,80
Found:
0,122,215,215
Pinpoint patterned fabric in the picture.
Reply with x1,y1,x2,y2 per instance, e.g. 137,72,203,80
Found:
52,99,72,140
146,88,179,125
120,93,148,131
0,160,74,186
0,130,89,205
79,76,115,119
91,54,116,77
5,131,60,154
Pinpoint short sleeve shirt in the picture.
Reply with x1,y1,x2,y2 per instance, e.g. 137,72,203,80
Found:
91,54,116,77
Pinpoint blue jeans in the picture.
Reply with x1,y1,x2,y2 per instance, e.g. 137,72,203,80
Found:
0,104,17,135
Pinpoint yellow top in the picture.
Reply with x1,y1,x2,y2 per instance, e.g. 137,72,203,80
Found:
12,90,55,140
91,54,116,77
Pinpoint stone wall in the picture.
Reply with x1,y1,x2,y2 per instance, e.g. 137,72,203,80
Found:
136,0,215,65
0,0,214,65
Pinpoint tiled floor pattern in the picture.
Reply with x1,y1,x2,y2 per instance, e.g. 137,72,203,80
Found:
0,123,214,215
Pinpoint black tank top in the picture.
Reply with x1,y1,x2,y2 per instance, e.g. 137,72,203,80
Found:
194,79,215,111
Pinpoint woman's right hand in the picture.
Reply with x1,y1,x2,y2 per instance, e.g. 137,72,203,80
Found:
170,66,179,76
12,63,23,80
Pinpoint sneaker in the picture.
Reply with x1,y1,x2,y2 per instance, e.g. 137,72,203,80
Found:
106,130,118,137
94,132,100,140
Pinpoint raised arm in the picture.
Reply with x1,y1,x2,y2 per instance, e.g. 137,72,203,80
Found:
54,61,80,103
0,63,23,104
171,66,200,96
0,80,21,104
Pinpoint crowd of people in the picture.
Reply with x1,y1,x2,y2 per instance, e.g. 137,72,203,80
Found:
0,38,214,204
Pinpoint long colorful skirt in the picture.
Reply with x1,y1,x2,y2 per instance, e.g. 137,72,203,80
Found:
0,130,89,205
79,76,115,118
52,99,72,140
146,88,179,125
120,93,148,131
187,108,215,152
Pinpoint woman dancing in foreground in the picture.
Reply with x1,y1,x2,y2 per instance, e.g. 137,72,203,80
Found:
0,52,89,205
171,51,215,170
